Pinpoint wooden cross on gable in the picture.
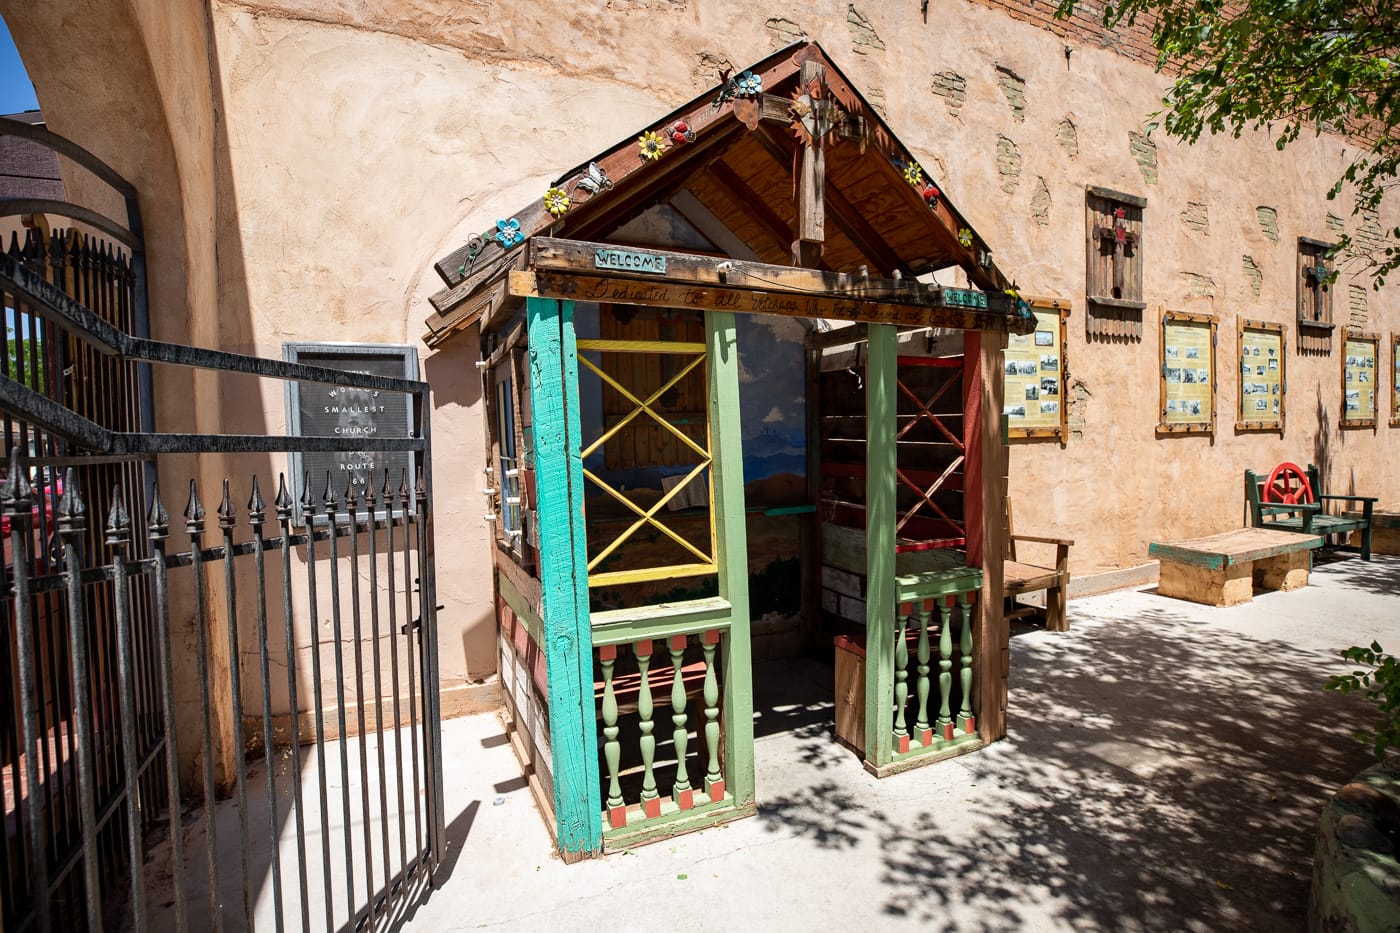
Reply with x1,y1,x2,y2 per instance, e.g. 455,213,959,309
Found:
1095,206,1140,296
789,52,839,268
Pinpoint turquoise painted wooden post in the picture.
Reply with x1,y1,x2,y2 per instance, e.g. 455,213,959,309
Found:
863,323,897,767
526,296,603,856
707,310,754,807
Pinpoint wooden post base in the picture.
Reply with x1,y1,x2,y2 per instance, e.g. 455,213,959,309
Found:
1159,558,1254,607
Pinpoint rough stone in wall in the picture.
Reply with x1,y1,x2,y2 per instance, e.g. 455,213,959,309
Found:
766,17,804,46
996,66,1026,123
1327,213,1347,238
1056,118,1079,158
931,71,967,116
1357,208,1384,253
1128,130,1158,185
1242,255,1262,297
1256,206,1279,243
865,86,888,119
847,5,885,54
693,51,733,87
1184,272,1216,297
1349,283,1368,326
1030,176,1051,226
1180,202,1209,236
1068,378,1091,439
997,136,1022,194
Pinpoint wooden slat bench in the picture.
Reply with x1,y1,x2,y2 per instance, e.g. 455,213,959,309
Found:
1346,510,1400,556
1149,528,1323,607
1245,465,1376,560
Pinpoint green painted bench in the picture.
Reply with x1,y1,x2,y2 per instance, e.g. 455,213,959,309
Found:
1344,509,1400,556
1245,465,1376,561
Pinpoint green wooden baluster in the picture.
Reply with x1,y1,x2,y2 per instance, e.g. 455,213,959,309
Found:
937,599,954,740
636,639,660,818
600,645,623,827
670,635,693,807
957,592,975,734
702,630,723,799
914,600,932,746
893,603,910,752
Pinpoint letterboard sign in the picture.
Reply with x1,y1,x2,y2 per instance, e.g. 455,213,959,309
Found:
284,343,418,520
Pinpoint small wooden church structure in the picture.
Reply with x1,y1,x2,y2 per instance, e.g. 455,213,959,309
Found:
422,41,1033,859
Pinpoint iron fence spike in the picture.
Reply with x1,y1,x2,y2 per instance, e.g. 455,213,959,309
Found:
57,467,86,529
247,474,266,524
184,477,205,530
218,477,237,529
3,445,31,506
147,483,170,539
105,483,131,546
381,467,393,501
275,472,294,518
323,470,339,514
300,471,318,518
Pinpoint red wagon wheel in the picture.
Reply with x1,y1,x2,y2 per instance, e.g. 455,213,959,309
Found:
1263,461,1313,504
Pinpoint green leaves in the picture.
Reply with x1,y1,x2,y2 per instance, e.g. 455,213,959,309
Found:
1057,0,1400,286
1325,642,1400,761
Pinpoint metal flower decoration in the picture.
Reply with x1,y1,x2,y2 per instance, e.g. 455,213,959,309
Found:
638,130,666,161
736,70,762,97
544,187,571,217
957,227,973,249
903,162,924,187
495,218,523,248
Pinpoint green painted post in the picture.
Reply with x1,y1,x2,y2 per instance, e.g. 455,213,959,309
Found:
864,323,897,768
707,310,754,806
526,296,603,856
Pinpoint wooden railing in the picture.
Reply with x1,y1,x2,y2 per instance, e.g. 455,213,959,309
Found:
591,598,736,844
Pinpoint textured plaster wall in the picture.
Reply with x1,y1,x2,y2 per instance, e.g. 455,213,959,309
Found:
10,0,1395,729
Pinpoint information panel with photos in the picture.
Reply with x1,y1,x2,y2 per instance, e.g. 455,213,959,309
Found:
1341,328,1378,428
1236,319,1285,432
1004,298,1070,440
1391,334,1400,427
1159,310,1217,434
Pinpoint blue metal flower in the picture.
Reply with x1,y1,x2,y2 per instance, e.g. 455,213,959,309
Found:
495,218,523,248
737,71,762,97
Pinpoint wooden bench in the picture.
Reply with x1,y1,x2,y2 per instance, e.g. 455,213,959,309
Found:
1003,498,1074,632
1346,510,1400,556
1245,465,1376,561
1149,528,1323,607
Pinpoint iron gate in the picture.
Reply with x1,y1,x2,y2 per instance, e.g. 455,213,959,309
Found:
0,119,445,932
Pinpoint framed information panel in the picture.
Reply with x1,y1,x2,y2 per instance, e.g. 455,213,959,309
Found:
1341,328,1378,428
1236,319,1286,432
1391,334,1400,427
1159,310,1217,434
284,342,420,520
1004,297,1070,441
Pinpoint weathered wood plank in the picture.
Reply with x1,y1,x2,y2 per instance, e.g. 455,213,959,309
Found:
511,270,1029,334
526,296,603,858
1148,528,1323,568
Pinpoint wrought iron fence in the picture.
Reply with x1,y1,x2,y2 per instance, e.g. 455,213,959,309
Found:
0,117,444,932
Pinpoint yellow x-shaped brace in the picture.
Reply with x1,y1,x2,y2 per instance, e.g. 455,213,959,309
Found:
584,458,714,570
578,352,709,461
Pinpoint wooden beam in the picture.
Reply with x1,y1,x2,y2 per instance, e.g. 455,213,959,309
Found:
706,160,798,261
863,322,897,768
526,296,603,859
752,126,905,277
512,271,1028,333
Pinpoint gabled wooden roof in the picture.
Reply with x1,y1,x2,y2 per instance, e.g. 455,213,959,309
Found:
424,40,1021,345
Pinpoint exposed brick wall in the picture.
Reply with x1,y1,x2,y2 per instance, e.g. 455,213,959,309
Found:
965,0,1162,68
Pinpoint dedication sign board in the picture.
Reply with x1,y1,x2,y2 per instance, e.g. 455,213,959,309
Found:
1341,328,1378,427
285,343,419,519
1004,298,1069,440
1236,320,1285,431
1159,310,1217,434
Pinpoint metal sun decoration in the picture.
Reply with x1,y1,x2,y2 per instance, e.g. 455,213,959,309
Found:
957,228,973,249
638,130,666,161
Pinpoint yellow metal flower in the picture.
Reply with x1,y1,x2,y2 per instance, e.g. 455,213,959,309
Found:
638,130,666,161
544,186,570,217
903,162,923,187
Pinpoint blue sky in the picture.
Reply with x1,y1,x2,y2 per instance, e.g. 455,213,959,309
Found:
0,18,38,114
